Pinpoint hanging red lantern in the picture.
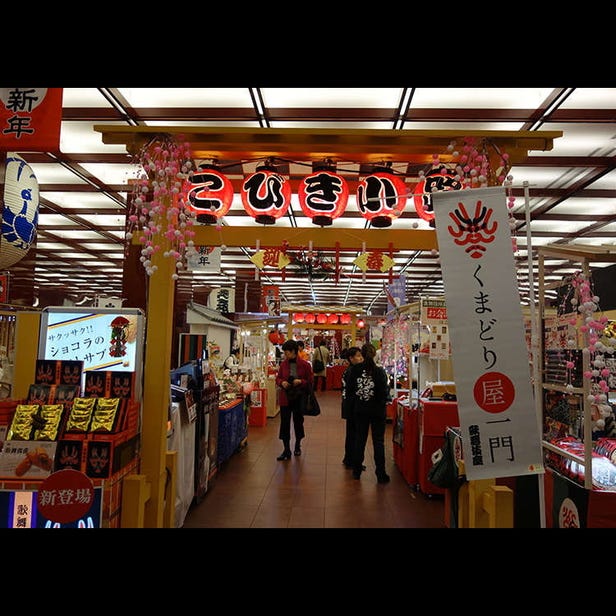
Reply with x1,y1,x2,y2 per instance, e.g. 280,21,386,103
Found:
356,166,407,228
327,314,339,324
186,164,234,224
340,313,351,325
413,167,462,227
298,163,349,227
316,313,328,324
294,313,305,323
356,318,365,329
305,313,316,324
241,162,291,225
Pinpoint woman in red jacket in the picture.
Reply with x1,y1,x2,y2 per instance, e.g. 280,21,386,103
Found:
275,339,314,460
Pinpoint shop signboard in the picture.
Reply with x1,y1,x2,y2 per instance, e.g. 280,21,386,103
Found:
432,186,544,481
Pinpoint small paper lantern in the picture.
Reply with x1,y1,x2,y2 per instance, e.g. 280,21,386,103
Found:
268,330,285,345
340,313,352,325
241,163,291,225
413,168,462,226
298,164,349,226
305,313,316,324
356,166,407,228
316,313,328,324
294,313,305,323
0,153,39,269
327,314,339,324
356,318,366,329
186,164,234,224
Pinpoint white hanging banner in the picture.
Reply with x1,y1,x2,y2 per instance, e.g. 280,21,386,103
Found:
432,186,543,481
186,246,222,272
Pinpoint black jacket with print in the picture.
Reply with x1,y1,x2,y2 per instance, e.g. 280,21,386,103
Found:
349,363,388,417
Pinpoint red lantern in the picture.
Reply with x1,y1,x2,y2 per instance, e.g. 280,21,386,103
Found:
356,318,365,329
305,313,316,324
298,164,349,227
356,166,407,228
413,168,462,227
241,163,291,225
316,313,327,324
294,313,305,323
340,313,351,325
186,164,234,224
327,314,339,324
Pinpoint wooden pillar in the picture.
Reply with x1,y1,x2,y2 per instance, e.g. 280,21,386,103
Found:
140,247,176,528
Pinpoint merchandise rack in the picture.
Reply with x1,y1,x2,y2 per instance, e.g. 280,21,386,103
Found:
537,243,616,490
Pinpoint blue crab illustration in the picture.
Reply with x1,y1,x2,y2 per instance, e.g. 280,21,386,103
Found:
2,186,38,249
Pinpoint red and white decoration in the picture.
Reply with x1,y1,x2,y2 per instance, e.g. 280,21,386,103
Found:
298,164,349,226
413,167,463,226
186,164,234,224
241,164,291,225
356,166,407,228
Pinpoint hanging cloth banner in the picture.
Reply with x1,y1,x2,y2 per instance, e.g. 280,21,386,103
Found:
432,186,543,481
353,250,394,273
0,88,63,152
249,247,291,270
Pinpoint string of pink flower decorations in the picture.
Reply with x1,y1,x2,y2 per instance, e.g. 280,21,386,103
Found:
563,271,616,430
126,135,198,279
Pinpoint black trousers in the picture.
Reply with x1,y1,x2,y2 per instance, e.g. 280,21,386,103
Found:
278,402,305,446
353,412,386,475
343,415,355,465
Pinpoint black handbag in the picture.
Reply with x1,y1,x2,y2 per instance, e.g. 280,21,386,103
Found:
302,386,321,416
312,347,325,373
427,429,459,489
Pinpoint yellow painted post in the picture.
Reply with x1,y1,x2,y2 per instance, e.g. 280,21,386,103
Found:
467,478,495,528
140,247,176,528
13,312,41,399
163,451,178,528
121,474,151,528
457,482,469,528
482,486,514,528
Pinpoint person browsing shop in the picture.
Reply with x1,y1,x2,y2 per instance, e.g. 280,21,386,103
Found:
224,348,240,369
349,343,391,484
297,340,310,362
312,339,330,392
275,339,314,460
341,346,364,470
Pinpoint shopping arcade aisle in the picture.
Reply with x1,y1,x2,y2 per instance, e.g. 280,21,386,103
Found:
182,389,446,528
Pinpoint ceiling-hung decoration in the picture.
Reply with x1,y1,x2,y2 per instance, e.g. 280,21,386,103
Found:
249,245,291,270
353,250,395,273
186,163,233,225
356,165,407,228
298,161,349,227
241,161,291,225
413,167,463,227
0,153,39,269
127,135,197,279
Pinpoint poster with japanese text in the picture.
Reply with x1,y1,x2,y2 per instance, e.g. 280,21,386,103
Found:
432,186,543,481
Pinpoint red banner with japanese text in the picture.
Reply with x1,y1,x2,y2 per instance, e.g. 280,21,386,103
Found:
432,186,543,481
0,88,63,152
261,285,280,315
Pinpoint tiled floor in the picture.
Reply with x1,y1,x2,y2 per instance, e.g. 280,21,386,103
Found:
182,389,447,528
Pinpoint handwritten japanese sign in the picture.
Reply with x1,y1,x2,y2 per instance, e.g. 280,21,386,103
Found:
432,186,543,481
0,88,63,152
186,246,222,272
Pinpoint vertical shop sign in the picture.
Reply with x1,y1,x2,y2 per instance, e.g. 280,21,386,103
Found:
0,273,8,303
0,88,63,152
432,186,543,481
261,285,280,315
385,275,406,317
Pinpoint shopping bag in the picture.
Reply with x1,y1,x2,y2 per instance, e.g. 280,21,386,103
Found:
302,387,321,416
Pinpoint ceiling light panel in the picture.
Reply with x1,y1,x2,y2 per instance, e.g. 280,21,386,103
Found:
409,88,556,108
61,88,116,107
117,88,254,107
260,88,404,108
60,121,128,153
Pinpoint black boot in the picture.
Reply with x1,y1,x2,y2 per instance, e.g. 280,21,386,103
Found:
294,440,302,456
277,440,291,461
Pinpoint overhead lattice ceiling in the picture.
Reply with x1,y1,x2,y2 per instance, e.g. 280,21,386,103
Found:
7,87,616,315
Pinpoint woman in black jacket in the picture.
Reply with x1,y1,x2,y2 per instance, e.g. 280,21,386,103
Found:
349,343,391,483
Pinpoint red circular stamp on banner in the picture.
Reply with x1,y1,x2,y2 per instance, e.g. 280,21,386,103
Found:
473,371,515,414
37,469,95,524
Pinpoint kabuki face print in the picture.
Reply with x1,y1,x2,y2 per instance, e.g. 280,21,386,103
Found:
447,199,497,259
